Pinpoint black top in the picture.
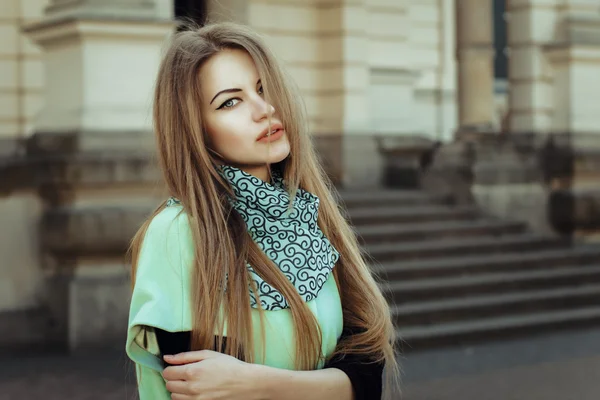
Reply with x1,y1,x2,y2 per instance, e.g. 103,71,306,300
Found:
156,327,384,400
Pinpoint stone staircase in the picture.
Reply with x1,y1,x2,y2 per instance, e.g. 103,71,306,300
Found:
341,189,600,351
5,188,600,355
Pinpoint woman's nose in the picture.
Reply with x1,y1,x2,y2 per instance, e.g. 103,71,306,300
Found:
251,96,275,121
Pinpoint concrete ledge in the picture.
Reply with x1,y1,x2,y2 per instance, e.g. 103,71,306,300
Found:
0,132,160,197
474,162,543,185
549,189,600,234
0,307,63,354
376,135,439,189
68,265,130,351
41,205,153,258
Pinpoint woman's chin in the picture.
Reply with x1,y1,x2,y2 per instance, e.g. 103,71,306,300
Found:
262,142,291,164
267,150,290,165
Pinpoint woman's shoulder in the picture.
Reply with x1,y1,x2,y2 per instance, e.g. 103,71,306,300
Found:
140,199,194,263
147,198,190,236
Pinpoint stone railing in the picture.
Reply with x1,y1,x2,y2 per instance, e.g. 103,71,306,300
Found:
421,131,600,237
312,133,439,190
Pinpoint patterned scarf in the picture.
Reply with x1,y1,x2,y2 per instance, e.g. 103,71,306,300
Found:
217,165,340,311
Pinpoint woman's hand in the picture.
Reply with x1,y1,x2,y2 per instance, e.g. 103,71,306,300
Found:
162,350,261,400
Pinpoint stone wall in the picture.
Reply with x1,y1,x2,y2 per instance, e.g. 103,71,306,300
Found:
0,0,48,138
0,0,48,314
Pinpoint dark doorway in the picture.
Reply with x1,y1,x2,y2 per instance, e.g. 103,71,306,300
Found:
174,0,207,26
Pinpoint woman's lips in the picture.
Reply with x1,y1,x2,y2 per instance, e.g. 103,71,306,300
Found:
257,128,284,143
257,122,284,141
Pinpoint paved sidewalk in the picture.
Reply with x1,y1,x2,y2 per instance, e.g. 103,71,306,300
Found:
401,326,600,400
0,350,137,400
3,327,600,399
404,354,600,400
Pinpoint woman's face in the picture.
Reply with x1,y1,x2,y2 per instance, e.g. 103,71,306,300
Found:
199,48,290,180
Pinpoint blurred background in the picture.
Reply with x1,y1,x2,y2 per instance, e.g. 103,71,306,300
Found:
2,0,600,399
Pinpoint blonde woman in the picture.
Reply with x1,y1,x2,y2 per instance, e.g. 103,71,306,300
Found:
126,22,399,400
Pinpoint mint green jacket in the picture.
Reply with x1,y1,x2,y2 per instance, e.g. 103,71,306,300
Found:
125,204,344,399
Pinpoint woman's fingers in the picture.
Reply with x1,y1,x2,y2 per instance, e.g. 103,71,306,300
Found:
165,379,195,395
170,393,194,400
163,364,196,381
164,350,216,364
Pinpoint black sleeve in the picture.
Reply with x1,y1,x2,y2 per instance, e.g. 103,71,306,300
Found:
154,329,230,367
154,328,191,367
324,328,385,400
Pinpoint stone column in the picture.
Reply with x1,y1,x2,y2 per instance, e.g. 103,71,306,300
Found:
545,0,600,139
24,0,173,141
206,0,248,23
543,2,600,239
17,0,173,351
506,0,560,133
455,0,495,131
0,1,47,323
322,0,373,187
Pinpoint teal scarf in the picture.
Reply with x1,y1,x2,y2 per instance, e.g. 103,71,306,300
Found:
167,166,340,311
220,165,340,311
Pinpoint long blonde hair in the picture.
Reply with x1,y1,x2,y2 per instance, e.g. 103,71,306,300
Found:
129,21,399,395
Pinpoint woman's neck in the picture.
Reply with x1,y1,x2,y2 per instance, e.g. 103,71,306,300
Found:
236,164,271,183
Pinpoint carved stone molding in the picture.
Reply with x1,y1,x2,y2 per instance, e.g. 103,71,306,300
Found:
0,132,160,199
41,206,154,259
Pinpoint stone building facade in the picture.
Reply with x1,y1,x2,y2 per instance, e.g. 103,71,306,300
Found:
1,0,600,350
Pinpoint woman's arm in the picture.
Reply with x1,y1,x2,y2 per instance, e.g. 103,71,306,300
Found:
156,328,383,400
252,363,354,400
253,333,385,400
155,328,353,399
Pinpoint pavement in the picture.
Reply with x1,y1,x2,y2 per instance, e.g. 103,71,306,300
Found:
401,326,600,400
2,327,600,399
404,354,600,400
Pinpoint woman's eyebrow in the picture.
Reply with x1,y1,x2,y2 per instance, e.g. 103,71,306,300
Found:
210,88,241,105
209,79,261,105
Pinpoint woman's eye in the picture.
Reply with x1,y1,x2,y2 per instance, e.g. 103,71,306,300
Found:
258,86,264,95
219,98,240,109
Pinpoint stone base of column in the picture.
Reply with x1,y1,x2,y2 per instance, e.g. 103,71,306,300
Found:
454,123,497,140
66,264,132,351
0,130,163,351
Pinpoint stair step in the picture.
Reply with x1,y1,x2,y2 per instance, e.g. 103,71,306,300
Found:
340,190,450,208
393,282,600,325
385,264,600,302
398,305,600,350
366,234,568,261
349,205,480,225
356,219,527,244
374,245,600,280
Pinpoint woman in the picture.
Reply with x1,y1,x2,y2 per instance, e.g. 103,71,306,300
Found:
125,22,399,400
